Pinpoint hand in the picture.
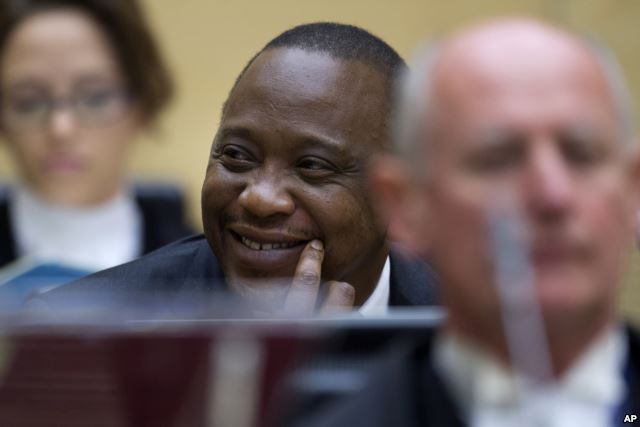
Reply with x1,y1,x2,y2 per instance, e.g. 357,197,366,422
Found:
282,240,355,315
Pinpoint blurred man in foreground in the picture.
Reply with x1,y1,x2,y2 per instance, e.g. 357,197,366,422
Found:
38,23,439,315
304,18,640,426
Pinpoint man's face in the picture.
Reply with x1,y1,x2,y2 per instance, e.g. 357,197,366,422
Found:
414,38,638,322
202,48,388,301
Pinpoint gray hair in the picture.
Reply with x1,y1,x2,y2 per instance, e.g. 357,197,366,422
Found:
393,34,637,173
585,36,636,146
391,41,441,173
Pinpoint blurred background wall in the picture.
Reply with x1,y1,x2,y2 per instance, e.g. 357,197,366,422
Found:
1,0,639,319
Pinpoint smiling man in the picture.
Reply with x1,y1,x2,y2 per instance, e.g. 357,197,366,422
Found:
38,23,439,314
203,28,402,310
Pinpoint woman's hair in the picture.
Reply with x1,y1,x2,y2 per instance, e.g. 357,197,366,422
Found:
0,0,173,122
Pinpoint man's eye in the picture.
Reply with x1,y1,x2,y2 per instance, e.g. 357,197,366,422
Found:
466,148,522,173
561,138,607,167
218,145,255,171
297,157,335,177
223,146,251,160
463,133,526,174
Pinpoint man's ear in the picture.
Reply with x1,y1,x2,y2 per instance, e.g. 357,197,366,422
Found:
369,154,431,257
626,139,640,248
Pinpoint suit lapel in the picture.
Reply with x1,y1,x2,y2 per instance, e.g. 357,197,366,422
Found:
0,197,17,268
620,326,640,416
413,335,468,427
388,250,440,307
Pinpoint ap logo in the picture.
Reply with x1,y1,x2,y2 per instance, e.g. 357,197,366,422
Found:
625,415,638,423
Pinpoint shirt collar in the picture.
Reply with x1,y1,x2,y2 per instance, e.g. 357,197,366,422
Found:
433,324,627,417
10,183,141,271
358,256,390,316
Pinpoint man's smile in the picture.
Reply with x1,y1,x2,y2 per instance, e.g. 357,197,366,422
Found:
238,235,302,250
225,224,314,271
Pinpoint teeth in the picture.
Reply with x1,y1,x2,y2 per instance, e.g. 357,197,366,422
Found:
240,236,299,250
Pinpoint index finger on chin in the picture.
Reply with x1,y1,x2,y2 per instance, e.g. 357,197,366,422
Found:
283,239,324,314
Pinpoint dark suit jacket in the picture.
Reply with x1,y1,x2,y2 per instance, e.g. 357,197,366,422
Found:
295,326,640,427
37,233,440,308
0,184,195,269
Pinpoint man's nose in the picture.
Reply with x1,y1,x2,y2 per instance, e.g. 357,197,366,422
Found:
238,176,296,218
524,142,575,219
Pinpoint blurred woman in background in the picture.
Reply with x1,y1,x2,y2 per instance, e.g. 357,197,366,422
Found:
0,0,194,273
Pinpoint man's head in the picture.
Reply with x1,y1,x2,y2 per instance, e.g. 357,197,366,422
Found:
202,23,405,305
375,19,640,342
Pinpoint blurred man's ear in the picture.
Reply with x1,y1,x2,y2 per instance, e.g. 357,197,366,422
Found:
370,154,431,257
628,137,640,249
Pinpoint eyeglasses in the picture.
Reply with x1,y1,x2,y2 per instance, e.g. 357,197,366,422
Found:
0,87,132,132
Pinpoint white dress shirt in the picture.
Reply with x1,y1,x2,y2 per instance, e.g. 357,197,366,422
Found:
10,184,142,271
433,325,627,427
358,256,390,316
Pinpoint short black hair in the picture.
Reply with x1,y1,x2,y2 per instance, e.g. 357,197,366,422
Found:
0,0,173,122
224,22,406,116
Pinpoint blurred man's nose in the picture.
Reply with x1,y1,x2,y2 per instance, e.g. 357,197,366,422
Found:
524,139,575,220
238,175,296,218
